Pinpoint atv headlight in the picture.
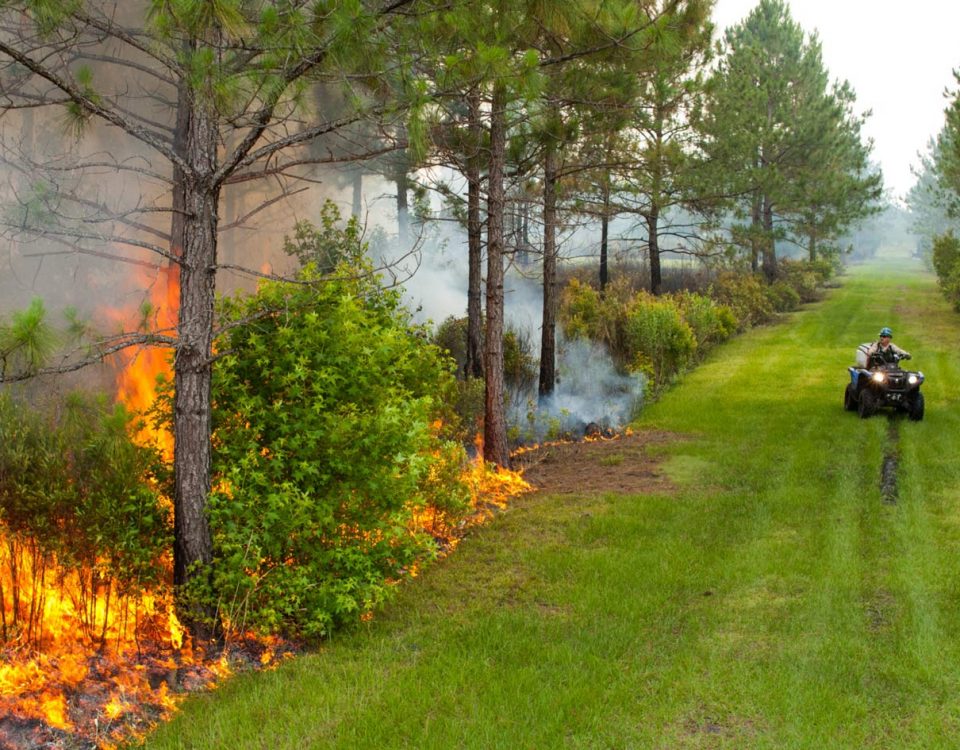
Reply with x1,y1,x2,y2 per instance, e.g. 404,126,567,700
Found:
872,371,885,383
908,374,918,385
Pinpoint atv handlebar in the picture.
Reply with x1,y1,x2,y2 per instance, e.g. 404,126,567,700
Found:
868,350,911,367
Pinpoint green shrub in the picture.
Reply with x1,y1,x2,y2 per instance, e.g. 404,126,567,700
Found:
191,255,469,639
766,279,802,312
559,278,604,340
623,293,697,391
282,200,365,273
708,271,776,328
804,257,838,284
674,291,738,351
778,259,823,303
431,316,536,432
559,278,633,364
932,233,960,286
504,327,537,392
433,316,469,374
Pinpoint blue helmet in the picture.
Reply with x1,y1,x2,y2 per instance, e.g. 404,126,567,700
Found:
879,327,893,338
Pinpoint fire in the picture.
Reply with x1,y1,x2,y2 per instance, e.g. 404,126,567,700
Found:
0,256,534,747
411,430,532,556
0,262,197,746
112,263,179,459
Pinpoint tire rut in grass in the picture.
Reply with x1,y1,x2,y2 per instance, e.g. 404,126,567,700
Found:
880,419,899,505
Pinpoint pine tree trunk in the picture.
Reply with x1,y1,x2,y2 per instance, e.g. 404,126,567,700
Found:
750,192,761,274
539,143,558,399
172,96,219,640
465,89,484,380
648,207,662,295
762,193,777,281
599,176,610,292
483,82,510,467
396,167,409,243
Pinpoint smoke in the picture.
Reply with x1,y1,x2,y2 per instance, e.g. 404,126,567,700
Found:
507,337,645,443
392,217,646,442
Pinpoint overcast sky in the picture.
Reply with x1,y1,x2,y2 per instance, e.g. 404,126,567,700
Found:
711,0,960,201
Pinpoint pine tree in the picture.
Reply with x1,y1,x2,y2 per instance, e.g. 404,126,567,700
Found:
0,0,423,636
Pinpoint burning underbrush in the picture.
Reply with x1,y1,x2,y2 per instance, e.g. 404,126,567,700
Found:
0,450,530,750
0,261,533,748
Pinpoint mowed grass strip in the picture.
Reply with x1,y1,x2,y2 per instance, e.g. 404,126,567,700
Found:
140,260,960,749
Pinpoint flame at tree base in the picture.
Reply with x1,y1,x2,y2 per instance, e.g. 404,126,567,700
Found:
0,439,531,748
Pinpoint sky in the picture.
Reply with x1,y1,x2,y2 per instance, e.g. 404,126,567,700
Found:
711,0,960,201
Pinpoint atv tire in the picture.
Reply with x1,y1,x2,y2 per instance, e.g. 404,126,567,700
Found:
858,388,877,419
844,384,858,412
908,392,925,422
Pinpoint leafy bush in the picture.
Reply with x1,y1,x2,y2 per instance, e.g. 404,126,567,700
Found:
433,316,469,374
932,232,960,309
778,259,823,303
504,327,537,392
282,200,365,273
191,254,469,639
766,279,802,312
559,277,604,341
674,292,738,351
559,278,632,360
708,271,776,328
623,293,697,391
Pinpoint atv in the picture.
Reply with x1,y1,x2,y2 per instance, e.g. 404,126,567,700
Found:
844,347,925,421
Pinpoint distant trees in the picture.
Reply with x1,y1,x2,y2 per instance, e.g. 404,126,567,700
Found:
910,71,960,303
616,0,715,295
701,0,880,277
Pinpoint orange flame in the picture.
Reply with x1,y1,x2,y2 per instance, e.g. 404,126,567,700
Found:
410,429,532,556
111,263,178,459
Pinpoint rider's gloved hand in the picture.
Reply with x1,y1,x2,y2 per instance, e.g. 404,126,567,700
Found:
903,353,912,360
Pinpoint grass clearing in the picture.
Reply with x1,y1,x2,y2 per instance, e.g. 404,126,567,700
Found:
140,259,960,749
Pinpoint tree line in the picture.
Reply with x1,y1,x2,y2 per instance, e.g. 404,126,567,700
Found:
0,0,879,638
908,66,960,299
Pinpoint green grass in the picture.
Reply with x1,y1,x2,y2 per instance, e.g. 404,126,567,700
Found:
140,259,960,749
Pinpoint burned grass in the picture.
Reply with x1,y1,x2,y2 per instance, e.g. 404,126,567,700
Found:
513,430,686,496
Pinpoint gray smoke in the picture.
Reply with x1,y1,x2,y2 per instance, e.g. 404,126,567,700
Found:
395,222,646,443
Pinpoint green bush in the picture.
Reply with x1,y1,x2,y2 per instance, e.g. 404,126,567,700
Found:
623,293,697,392
708,271,776,329
432,316,536,433
932,233,960,310
674,291,738,351
559,278,632,363
191,254,469,639
433,316,469,374
766,279,802,312
504,327,537,392
559,277,604,340
778,259,823,303
282,201,365,273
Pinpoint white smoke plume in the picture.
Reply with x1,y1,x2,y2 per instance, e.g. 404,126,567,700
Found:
394,221,646,443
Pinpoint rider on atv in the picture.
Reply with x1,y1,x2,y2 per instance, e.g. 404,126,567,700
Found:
865,327,911,367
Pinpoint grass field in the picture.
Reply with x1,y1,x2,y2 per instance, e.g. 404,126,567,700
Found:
139,259,960,749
